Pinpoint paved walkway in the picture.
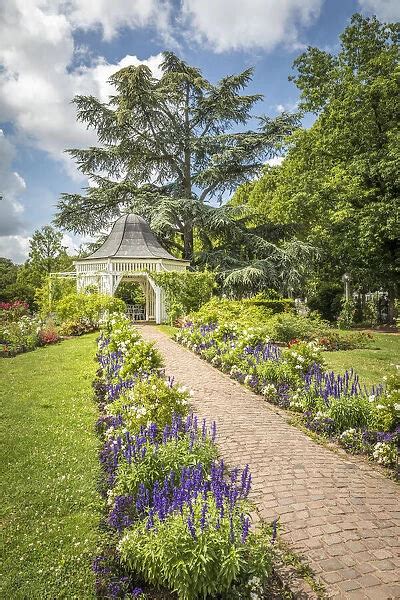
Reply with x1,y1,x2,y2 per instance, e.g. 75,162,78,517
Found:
140,326,400,600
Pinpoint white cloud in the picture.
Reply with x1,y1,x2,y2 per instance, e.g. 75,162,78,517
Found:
0,130,26,237
0,235,30,263
357,0,400,21
0,1,164,180
69,0,171,41
181,0,323,52
275,101,298,113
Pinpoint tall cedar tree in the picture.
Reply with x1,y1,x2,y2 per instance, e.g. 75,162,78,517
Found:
55,52,299,267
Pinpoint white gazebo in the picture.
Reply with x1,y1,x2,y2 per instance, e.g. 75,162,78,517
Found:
74,214,189,323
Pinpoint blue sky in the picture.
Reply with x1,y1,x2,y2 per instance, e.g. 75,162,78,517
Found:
0,0,398,262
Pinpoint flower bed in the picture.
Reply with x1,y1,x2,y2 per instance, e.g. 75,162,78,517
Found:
175,321,399,472
0,301,61,357
93,313,282,599
187,297,372,350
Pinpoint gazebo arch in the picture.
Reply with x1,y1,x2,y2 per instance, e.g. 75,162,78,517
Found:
74,214,189,323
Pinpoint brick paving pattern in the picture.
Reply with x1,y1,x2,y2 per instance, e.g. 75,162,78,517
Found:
139,326,400,599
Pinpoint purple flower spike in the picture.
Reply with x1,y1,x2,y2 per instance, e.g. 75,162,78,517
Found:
187,515,196,539
241,516,250,543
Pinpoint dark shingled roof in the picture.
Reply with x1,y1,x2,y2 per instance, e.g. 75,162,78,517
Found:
83,214,182,261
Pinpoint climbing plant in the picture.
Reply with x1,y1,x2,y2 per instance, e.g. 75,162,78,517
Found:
151,271,216,323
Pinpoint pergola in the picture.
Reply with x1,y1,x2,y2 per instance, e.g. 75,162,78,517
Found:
74,214,189,323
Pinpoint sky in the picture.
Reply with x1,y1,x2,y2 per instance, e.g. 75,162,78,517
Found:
0,0,399,263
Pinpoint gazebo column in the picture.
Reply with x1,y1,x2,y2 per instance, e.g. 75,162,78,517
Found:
155,285,162,324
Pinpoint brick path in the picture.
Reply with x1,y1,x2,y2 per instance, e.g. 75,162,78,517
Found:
139,326,400,600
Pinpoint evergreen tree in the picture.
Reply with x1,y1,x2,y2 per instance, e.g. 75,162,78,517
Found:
55,52,299,270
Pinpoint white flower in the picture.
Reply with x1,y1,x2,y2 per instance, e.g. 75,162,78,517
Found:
369,395,375,402
376,404,384,410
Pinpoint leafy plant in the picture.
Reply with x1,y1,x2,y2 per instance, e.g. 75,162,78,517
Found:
337,299,356,330
151,271,216,323
54,293,125,328
107,375,190,433
327,395,371,432
119,339,164,378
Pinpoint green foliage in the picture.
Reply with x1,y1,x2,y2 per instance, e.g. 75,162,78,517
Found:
338,429,364,453
151,271,216,322
262,312,327,344
186,297,371,349
119,493,250,600
112,435,217,501
235,14,400,298
327,395,371,432
35,275,76,316
55,52,313,295
189,297,274,328
0,315,40,356
54,292,125,329
307,283,343,321
281,340,325,375
362,297,379,327
0,258,36,307
247,296,294,313
28,225,72,281
119,339,164,378
337,299,356,330
107,374,189,433
369,369,400,431
115,281,145,306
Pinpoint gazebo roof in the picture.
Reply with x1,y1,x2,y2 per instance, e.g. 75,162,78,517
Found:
82,214,184,261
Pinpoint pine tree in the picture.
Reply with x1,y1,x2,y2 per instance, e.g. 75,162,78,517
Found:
56,51,299,265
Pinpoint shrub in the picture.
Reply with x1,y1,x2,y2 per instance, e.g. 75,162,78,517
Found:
152,271,216,323
109,421,218,502
328,395,371,432
119,339,164,378
307,283,343,322
38,319,60,345
0,300,30,322
372,442,397,466
118,465,254,600
337,299,356,329
55,293,125,332
106,375,190,433
0,315,40,356
58,319,97,336
338,429,363,453
368,369,400,432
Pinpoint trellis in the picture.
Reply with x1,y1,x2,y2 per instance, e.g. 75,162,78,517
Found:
73,214,189,323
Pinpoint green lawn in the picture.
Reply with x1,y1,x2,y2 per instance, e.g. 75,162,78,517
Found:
0,334,100,599
323,333,399,386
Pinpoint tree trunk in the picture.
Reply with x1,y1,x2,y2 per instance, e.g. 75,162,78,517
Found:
182,80,193,262
183,222,194,261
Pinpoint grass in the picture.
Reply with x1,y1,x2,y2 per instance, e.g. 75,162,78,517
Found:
324,332,400,385
0,334,100,599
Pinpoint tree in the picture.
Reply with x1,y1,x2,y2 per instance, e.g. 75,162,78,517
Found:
28,225,72,280
55,52,300,267
237,14,399,313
